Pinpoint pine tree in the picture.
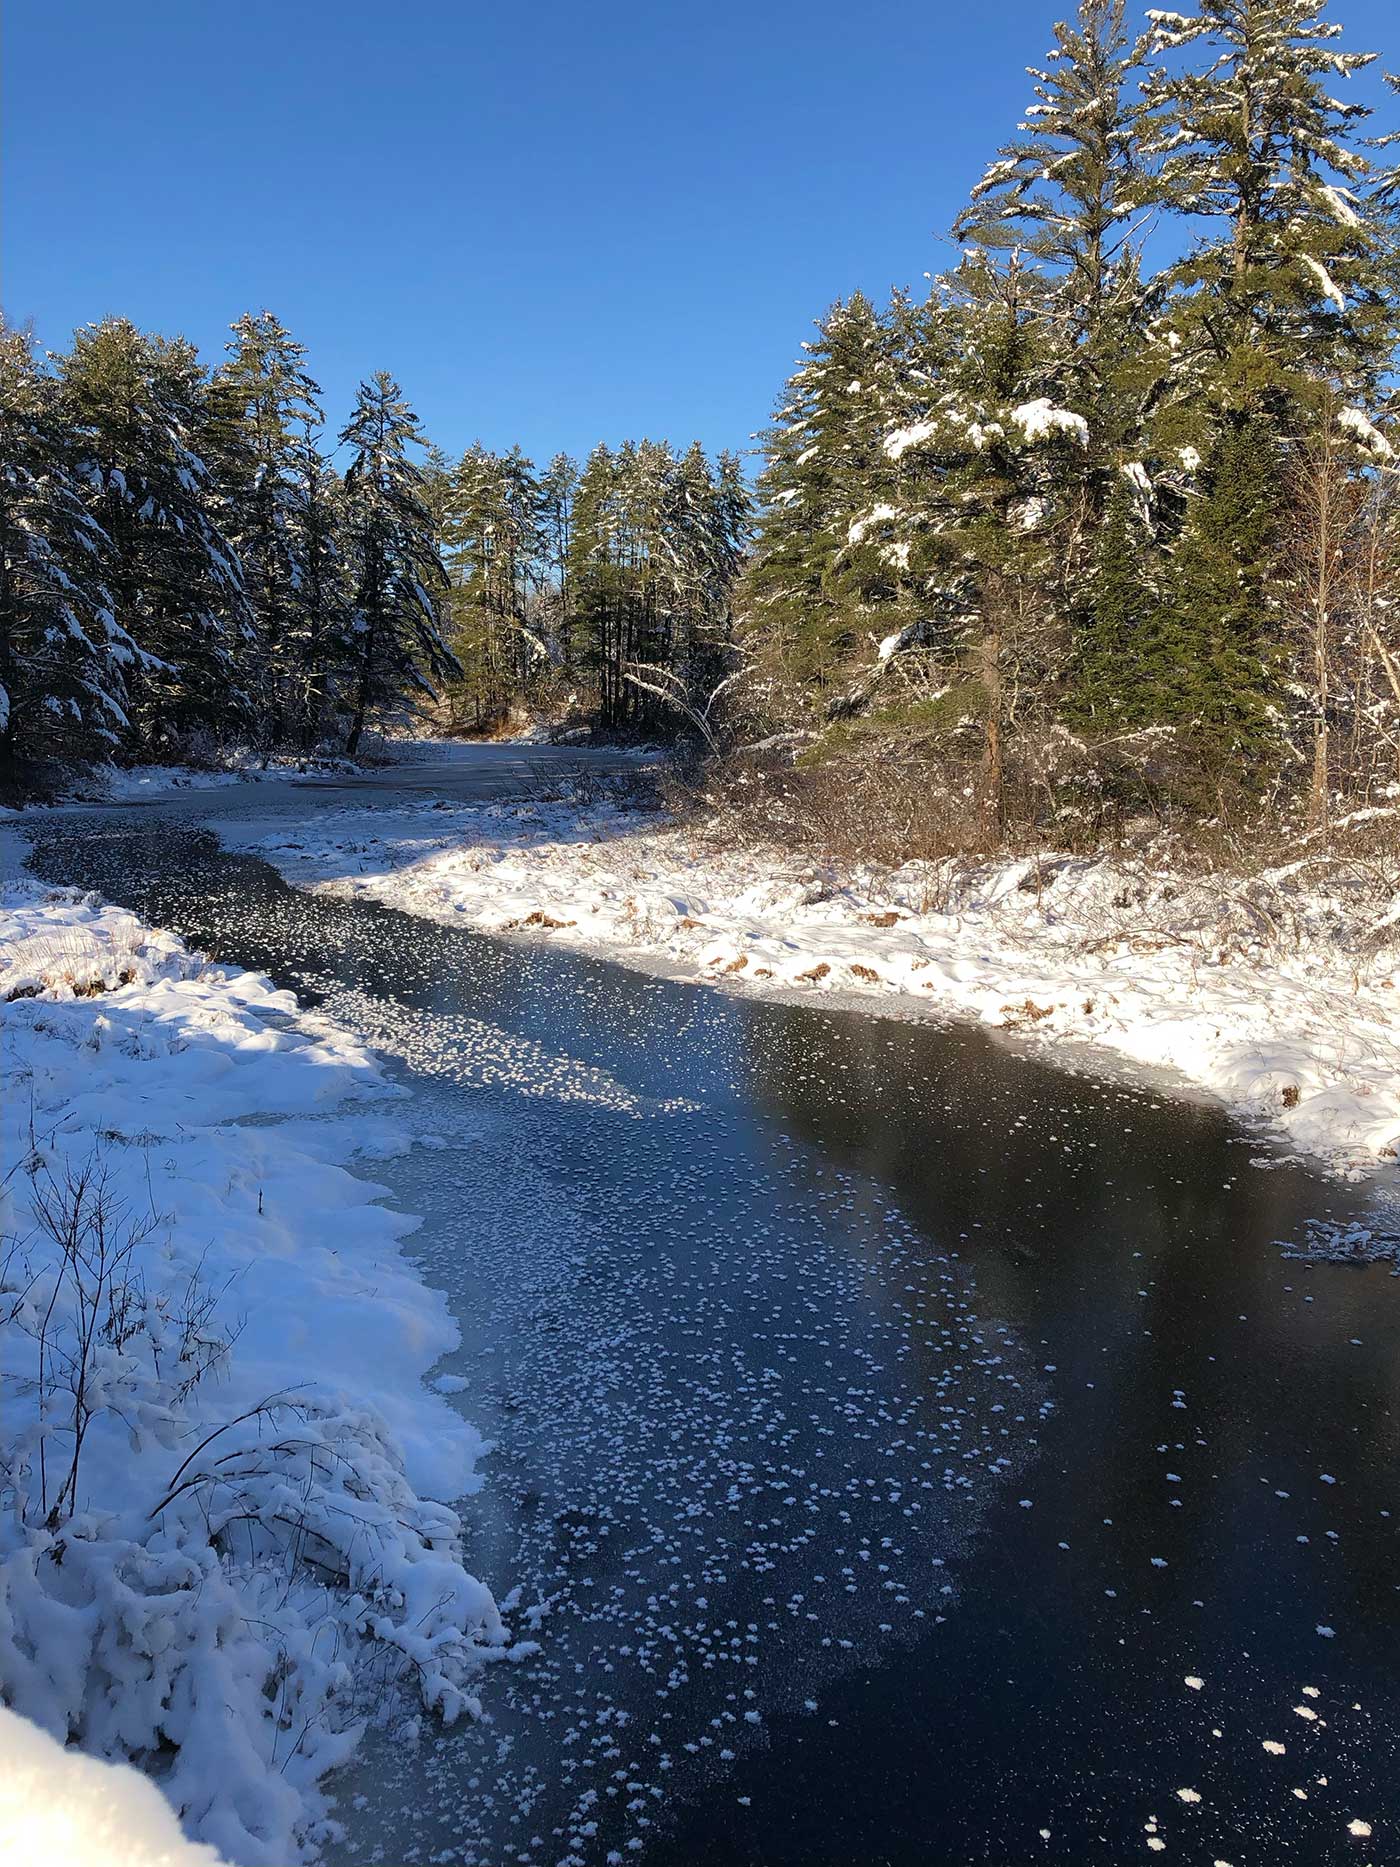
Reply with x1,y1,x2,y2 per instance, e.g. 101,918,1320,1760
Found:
285,424,354,751
955,0,1155,548
957,0,1146,332
0,327,139,786
538,452,579,673
339,373,458,756
1142,0,1391,413
57,317,248,753
1067,473,1184,730
739,294,901,720
439,445,545,729
1156,410,1285,768
568,443,624,726
207,311,324,747
883,254,1083,817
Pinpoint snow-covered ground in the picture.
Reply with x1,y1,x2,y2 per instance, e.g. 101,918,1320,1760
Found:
0,1705,228,1866
0,754,362,808
211,791,1400,1178
0,876,510,1863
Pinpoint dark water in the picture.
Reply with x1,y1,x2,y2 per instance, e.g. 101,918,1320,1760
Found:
27,812,1400,1867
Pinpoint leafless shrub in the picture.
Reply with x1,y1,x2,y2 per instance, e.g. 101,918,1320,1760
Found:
25,1151,159,1524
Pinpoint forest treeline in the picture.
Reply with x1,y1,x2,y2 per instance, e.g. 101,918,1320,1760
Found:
732,0,1400,840
7,0,1400,846
423,438,748,737
0,312,748,789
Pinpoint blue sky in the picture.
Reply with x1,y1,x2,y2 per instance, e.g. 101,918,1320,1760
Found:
5,0,1398,468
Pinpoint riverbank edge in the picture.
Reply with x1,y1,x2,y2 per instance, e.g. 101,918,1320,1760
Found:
0,862,507,1863
206,787,1400,1184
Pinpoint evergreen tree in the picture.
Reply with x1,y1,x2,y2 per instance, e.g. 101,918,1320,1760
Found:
57,317,248,752
1067,473,1182,729
339,373,458,755
568,443,625,726
207,311,324,748
439,444,545,729
956,0,1155,546
1156,410,1285,766
884,255,1081,815
285,423,355,750
538,452,580,672
1142,0,1390,413
957,0,1146,335
739,294,900,719
0,327,138,786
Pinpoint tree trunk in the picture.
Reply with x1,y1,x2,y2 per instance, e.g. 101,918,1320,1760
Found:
980,619,1004,838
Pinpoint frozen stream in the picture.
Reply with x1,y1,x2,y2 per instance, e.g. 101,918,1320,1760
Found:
24,759,1400,1867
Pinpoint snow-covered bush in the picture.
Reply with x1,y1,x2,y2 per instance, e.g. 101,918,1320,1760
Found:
0,880,506,1863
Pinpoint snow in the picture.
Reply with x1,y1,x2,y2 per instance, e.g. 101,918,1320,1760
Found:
846,503,899,546
877,621,925,661
1337,406,1394,460
208,792,1400,1178
883,418,940,461
885,404,1087,459
1007,399,1090,446
1300,254,1347,313
1318,183,1361,227
0,1706,228,1866
12,757,359,807
0,878,507,1862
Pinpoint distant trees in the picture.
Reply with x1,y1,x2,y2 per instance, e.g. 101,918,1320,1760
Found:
737,0,1400,834
340,374,458,757
0,312,458,781
0,304,750,789
207,311,326,750
432,434,750,738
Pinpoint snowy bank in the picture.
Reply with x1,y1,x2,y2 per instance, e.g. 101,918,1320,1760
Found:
0,878,506,1863
0,1705,228,1866
9,753,360,807
210,793,1400,1178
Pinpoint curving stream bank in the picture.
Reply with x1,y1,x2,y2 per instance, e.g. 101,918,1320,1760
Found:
23,794,1400,1867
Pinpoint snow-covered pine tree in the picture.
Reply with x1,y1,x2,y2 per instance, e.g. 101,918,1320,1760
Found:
1373,72,1400,207
0,326,140,787
57,317,249,754
957,0,1146,337
439,445,545,730
620,438,680,716
1157,410,1286,774
1142,0,1390,411
1065,471,1185,738
629,442,752,738
498,445,546,684
339,373,459,755
285,423,355,751
1110,0,1394,778
879,253,1084,822
738,294,902,725
568,442,631,728
207,311,324,749
955,0,1155,570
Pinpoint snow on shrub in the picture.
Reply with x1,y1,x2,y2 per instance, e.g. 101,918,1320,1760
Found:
0,879,506,1864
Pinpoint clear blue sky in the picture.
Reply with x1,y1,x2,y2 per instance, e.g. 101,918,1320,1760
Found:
5,0,1398,468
